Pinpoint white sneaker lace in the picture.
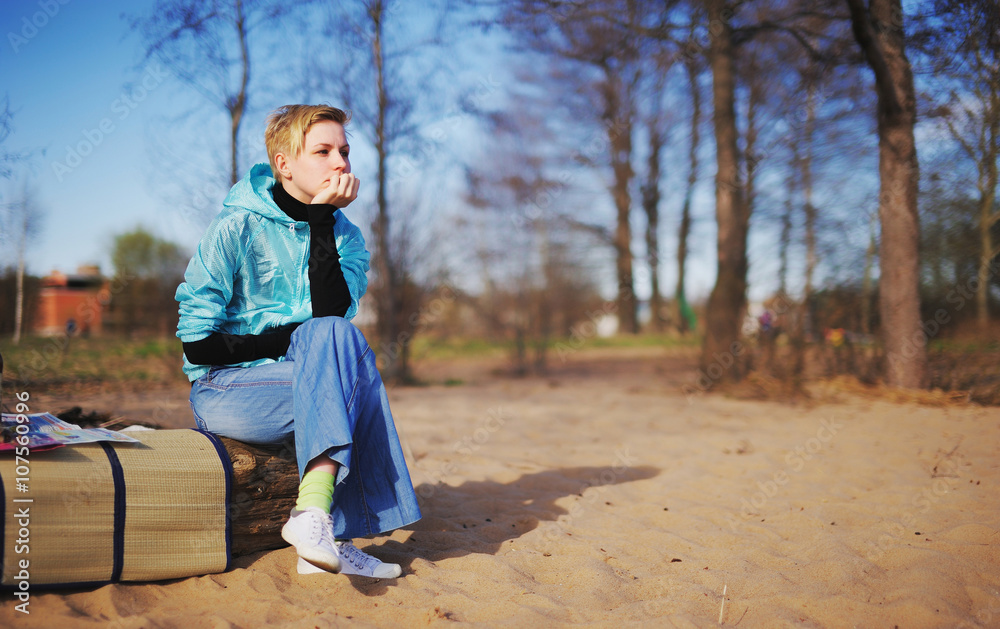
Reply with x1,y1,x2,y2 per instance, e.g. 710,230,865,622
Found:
313,511,336,549
335,541,379,571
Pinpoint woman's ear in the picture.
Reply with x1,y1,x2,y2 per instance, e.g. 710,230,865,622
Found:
274,153,292,180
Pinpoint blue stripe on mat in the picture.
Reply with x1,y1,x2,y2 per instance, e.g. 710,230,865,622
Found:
100,442,126,583
1,449,117,591
194,429,233,572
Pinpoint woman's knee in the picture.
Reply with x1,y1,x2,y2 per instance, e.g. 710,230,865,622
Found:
297,316,367,344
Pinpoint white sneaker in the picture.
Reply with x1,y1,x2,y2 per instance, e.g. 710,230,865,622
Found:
297,557,327,574
295,543,402,579
280,507,340,573
334,540,402,578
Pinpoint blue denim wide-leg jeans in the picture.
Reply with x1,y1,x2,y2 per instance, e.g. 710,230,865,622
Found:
189,317,421,539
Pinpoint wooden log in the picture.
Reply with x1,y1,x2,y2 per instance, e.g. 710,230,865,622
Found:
219,437,299,557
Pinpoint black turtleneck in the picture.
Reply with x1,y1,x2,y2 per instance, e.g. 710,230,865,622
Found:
181,183,352,367
271,183,352,318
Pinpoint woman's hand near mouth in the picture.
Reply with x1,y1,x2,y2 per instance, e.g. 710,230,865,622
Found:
312,172,360,207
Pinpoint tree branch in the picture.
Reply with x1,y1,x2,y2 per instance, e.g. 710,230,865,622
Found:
558,216,613,245
845,0,902,117
942,103,979,163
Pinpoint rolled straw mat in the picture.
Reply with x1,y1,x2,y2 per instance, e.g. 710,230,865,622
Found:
0,429,232,588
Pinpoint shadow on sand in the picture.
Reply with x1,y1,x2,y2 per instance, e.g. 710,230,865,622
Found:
279,464,660,595
379,464,660,565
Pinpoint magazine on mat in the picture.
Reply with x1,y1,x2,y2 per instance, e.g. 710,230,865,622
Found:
0,412,140,451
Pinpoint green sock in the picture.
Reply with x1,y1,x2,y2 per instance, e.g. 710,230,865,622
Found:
295,470,335,512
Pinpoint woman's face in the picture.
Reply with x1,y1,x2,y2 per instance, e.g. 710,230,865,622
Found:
276,121,351,204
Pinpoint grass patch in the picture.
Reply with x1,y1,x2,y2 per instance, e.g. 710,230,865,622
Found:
410,334,701,360
411,333,700,361
585,333,701,350
928,338,1000,353
926,347,1000,405
410,337,510,360
0,335,187,392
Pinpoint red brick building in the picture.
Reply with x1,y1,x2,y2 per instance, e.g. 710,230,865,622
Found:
35,266,108,336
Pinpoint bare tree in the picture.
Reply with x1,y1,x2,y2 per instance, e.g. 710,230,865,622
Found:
640,49,672,332
462,106,604,374
740,44,767,221
777,145,798,296
0,97,33,344
131,0,290,185
313,0,448,382
0,96,25,180
800,78,819,308
676,28,703,335
846,0,926,388
351,0,403,380
7,184,43,345
926,0,1000,330
701,0,750,381
498,0,676,335
605,52,641,335
782,16,861,334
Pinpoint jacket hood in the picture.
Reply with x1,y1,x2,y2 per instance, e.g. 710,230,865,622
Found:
223,162,293,224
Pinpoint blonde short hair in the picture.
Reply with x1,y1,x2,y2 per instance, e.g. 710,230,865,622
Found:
265,104,351,181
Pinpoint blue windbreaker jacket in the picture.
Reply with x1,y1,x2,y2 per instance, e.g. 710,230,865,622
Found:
175,163,370,381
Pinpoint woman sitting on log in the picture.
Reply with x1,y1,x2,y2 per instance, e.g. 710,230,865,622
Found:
175,104,421,579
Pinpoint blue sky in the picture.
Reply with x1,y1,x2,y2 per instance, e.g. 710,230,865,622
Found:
2,0,175,274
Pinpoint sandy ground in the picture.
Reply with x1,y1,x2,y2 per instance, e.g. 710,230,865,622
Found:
4,346,1000,628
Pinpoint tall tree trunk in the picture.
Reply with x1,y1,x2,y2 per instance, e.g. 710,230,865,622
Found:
13,240,25,345
604,65,637,334
778,150,796,296
229,0,249,186
536,217,553,370
701,0,749,382
370,0,403,382
778,113,802,381
976,82,999,329
676,48,700,335
743,52,762,219
642,125,663,331
802,80,818,340
13,198,29,345
847,0,925,388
